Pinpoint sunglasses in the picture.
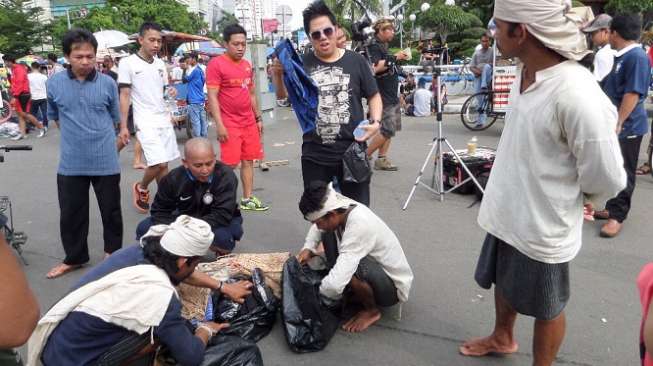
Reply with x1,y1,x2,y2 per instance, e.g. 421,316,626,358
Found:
310,26,335,41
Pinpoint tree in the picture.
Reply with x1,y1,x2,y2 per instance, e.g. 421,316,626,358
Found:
47,0,208,50
0,0,46,56
324,0,382,31
605,0,653,14
417,3,482,43
211,10,239,43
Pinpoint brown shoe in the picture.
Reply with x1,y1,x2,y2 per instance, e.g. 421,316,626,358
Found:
374,157,398,171
600,219,622,238
593,210,610,220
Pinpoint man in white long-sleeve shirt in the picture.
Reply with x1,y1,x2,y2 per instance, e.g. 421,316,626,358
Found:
296,181,413,333
459,1,626,365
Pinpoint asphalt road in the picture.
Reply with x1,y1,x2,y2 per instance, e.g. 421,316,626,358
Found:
1,108,652,366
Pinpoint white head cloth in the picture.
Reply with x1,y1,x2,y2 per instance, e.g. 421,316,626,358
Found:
140,215,214,257
304,182,355,222
494,0,590,61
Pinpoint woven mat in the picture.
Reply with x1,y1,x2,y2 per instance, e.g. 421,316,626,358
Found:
179,252,291,321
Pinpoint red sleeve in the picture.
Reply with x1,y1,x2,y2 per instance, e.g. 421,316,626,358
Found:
206,57,221,90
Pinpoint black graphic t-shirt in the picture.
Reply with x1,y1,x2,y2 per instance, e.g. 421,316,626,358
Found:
302,50,378,166
368,40,399,106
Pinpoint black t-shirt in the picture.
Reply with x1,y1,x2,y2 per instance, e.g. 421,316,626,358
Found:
368,40,399,106
302,50,378,166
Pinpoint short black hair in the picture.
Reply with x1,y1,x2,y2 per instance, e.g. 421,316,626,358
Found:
142,237,201,285
139,22,163,36
30,62,40,69
302,0,336,34
179,56,187,63
299,180,329,217
481,33,490,40
47,53,57,62
223,23,247,43
4,54,17,63
610,13,642,41
187,52,198,60
62,28,98,56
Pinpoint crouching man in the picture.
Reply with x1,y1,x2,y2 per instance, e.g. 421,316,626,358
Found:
136,138,243,255
296,181,413,332
28,215,252,366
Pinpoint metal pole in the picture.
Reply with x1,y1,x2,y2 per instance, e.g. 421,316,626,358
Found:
66,9,71,30
399,21,403,49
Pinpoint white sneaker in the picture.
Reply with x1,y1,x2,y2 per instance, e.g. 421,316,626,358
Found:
37,127,47,138
10,134,24,141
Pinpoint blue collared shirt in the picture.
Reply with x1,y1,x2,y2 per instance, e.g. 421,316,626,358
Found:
601,44,651,138
47,69,121,176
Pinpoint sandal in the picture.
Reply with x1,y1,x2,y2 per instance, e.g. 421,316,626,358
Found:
636,163,651,175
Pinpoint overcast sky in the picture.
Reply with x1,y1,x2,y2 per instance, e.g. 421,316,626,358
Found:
283,0,309,32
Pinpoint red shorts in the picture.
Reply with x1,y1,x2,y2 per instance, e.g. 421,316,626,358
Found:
220,123,263,166
13,94,32,113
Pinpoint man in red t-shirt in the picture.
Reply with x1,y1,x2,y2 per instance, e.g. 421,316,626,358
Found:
4,55,45,140
207,24,268,211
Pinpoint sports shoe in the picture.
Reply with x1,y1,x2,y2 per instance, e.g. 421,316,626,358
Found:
374,157,398,171
240,196,269,211
132,182,150,214
10,134,24,141
37,127,47,138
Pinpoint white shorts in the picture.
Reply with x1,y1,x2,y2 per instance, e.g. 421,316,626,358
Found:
136,126,180,166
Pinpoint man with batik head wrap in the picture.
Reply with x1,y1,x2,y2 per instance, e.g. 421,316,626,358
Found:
459,1,626,364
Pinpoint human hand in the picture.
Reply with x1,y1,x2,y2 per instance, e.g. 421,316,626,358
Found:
615,123,623,135
355,120,381,142
196,321,230,337
216,124,229,143
257,121,263,135
221,280,253,304
394,51,408,61
296,248,315,265
583,203,595,221
118,127,130,146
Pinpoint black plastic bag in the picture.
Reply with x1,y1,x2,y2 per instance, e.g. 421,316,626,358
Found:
281,257,340,353
213,268,278,342
342,141,372,183
201,334,263,366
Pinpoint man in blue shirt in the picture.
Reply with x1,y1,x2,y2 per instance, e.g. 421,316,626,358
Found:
598,14,651,238
45,29,130,279
183,52,208,137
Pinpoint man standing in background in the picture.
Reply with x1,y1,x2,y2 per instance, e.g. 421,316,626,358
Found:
28,62,48,135
183,52,208,138
582,14,615,82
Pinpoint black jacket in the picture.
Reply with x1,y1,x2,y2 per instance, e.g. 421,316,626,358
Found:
150,163,240,228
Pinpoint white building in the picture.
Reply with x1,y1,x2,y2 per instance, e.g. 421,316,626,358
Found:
234,0,264,39
24,0,53,21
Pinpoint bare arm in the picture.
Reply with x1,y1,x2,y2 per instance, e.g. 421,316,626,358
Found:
0,233,39,348
249,86,262,133
616,93,640,134
207,88,229,142
367,92,382,122
119,86,131,130
184,269,253,304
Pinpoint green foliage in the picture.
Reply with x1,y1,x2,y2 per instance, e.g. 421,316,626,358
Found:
47,0,209,50
324,0,381,30
606,0,653,14
418,3,482,43
213,10,239,43
0,0,46,56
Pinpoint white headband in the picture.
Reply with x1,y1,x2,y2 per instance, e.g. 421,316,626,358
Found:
304,183,355,222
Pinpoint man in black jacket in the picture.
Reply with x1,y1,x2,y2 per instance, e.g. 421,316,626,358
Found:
136,138,243,255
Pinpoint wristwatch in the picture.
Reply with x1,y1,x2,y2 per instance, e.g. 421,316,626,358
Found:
369,119,380,125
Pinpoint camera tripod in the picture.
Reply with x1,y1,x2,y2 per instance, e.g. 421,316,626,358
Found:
402,75,484,210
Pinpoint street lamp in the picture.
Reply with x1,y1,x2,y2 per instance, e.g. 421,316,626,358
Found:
444,0,455,5
396,14,404,48
408,3,429,42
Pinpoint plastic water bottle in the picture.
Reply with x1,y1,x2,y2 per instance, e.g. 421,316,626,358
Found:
353,120,369,139
467,136,478,155
166,94,179,116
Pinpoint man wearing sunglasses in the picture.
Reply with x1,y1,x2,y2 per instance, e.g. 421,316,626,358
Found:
300,0,382,206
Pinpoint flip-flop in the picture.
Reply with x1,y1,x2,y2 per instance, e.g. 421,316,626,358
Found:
46,263,84,279
636,164,651,175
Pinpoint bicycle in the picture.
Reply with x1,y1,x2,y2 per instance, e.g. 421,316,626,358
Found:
0,87,13,124
460,89,502,131
443,58,475,96
1,144,32,265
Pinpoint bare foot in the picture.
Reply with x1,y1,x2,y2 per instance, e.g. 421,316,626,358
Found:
342,308,381,333
133,162,146,170
46,263,84,279
104,252,111,260
459,335,518,357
